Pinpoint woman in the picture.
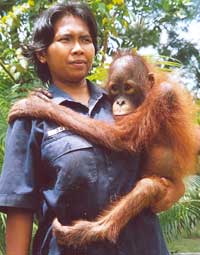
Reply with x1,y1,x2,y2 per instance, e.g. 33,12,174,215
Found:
0,2,184,255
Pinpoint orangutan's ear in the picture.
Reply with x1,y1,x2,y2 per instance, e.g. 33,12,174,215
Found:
148,72,155,87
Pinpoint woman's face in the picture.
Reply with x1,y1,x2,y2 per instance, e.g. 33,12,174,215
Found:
39,15,95,84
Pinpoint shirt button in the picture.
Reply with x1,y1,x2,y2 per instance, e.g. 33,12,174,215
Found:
108,176,113,181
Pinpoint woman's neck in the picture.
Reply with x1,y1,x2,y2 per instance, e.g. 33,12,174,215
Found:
54,79,90,106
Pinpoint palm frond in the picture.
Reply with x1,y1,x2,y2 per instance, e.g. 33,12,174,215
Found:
160,175,200,242
0,213,6,254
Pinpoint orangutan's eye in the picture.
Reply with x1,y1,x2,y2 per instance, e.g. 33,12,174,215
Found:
109,84,119,95
124,83,135,94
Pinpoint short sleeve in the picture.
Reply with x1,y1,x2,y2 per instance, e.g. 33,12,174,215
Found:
0,119,42,213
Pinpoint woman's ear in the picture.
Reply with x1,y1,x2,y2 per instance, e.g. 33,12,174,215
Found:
148,72,155,87
36,51,47,64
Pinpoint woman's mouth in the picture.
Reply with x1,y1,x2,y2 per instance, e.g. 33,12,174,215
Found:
69,60,87,68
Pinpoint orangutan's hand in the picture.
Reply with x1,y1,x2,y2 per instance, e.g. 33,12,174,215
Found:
29,88,53,102
151,178,185,213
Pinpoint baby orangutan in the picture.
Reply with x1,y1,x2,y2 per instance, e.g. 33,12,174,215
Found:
8,51,198,247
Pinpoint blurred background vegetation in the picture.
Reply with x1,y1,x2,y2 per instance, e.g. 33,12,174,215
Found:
0,0,200,253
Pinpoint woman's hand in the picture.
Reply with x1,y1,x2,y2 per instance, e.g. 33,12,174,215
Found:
151,178,185,213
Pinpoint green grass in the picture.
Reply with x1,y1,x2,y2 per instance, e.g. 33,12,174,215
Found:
168,223,200,252
168,237,200,253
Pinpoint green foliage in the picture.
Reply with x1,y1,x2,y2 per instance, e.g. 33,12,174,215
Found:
160,175,200,242
0,213,6,254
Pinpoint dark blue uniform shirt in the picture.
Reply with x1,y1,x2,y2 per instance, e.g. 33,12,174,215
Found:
0,82,170,255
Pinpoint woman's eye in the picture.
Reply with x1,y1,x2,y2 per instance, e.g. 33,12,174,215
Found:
59,37,71,43
81,37,92,43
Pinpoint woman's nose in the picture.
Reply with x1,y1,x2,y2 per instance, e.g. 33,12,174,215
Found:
71,42,84,54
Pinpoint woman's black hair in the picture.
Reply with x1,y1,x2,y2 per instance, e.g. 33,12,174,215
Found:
23,1,98,83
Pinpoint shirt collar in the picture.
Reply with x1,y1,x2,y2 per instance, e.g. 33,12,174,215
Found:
48,80,108,105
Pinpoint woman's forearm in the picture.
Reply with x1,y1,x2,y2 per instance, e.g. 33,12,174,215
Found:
6,208,33,255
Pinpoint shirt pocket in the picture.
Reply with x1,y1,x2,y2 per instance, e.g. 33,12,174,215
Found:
41,130,98,191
